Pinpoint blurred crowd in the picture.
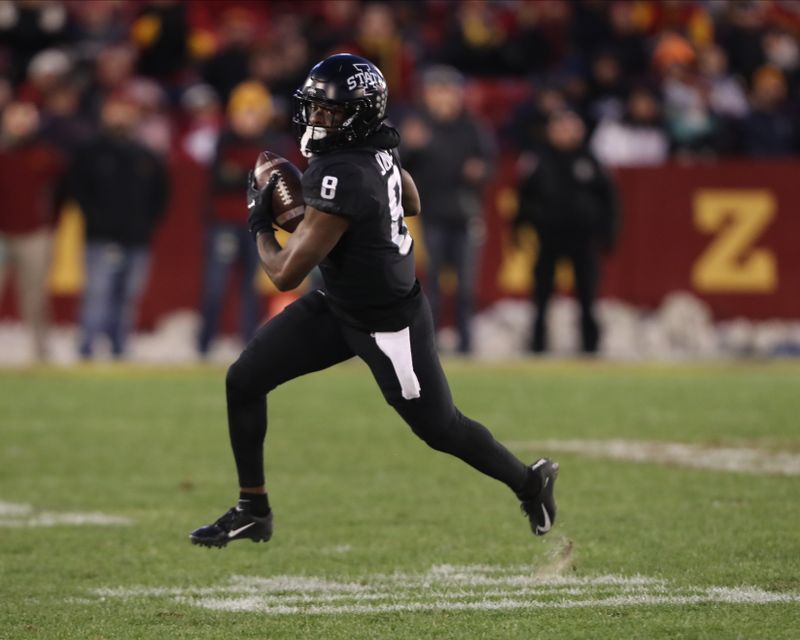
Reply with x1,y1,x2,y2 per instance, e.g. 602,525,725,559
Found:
2,0,799,159
0,0,799,361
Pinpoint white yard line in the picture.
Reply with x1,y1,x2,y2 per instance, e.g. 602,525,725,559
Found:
508,439,800,476
0,501,131,528
0,501,33,516
87,564,800,615
189,589,800,615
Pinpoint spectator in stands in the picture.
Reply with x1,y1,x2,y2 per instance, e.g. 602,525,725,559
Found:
501,1,552,76
698,44,750,121
126,77,172,156
69,92,169,359
0,0,70,85
68,0,128,63
202,7,258,105
590,86,669,167
441,1,509,76
400,65,494,354
346,3,414,103
39,77,92,153
762,27,800,99
515,110,619,354
305,0,359,58
0,101,65,361
606,1,650,79
657,34,720,156
585,50,628,127
262,15,312,100
131,0,189,88
509,84,568,154
742,65,798,156
570,0,613,63
248,15,311,108
718,0,768,82
17,48,71,107
180,83,221,166
197,81,295,357
0,76,11,107
83,43,138,120
696,44,749,153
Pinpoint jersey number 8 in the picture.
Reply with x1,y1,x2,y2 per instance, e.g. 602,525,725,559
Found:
321,175,338,200
375,151,412,256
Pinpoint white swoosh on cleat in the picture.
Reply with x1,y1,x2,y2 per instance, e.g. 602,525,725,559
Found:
228,522,256,538
530,459,548,472
536,505,552,534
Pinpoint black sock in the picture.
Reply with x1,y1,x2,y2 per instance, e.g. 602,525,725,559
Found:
238,492,270,516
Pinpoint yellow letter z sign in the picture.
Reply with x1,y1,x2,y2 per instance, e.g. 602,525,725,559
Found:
691,189,777,293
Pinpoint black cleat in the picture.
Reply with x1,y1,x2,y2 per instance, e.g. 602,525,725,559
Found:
518,458,559,536
190,503,273,548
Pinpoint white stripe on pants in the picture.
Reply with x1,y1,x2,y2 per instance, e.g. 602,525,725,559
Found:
371,327,422,400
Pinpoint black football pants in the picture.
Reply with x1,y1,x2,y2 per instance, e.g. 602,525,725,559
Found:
225,289,529,495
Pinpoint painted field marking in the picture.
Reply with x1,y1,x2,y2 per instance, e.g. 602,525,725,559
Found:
87,564,800,615
508,440,800,476
321,544,353,555
0,501,131,528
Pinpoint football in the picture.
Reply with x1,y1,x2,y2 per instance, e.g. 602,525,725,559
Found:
253,151,305,232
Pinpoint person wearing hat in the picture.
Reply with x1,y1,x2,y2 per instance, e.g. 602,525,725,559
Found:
400,65,495,354
197,81,298,357
515,109,620,355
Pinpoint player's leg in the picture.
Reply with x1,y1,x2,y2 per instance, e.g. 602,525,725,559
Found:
342,295,558,535
452,227,478,354
191,290,354,547
238,225,261,344
226,290,354,488
11,229,51,361
0,235,8,305
78,243,118,359
569,239,600,353
343,297,526,490
197,224,235,356
531,239,558,353
108,247,151,358
422,224,446,333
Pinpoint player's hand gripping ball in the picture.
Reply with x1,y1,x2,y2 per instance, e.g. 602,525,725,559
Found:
251,151,305,233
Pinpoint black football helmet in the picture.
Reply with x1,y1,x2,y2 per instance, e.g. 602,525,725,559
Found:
292,53,388,157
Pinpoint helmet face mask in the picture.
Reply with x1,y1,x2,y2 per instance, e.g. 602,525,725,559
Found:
305,101,348,128
293,54,388,157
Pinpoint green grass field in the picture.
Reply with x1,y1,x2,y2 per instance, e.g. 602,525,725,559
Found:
2,360,799,639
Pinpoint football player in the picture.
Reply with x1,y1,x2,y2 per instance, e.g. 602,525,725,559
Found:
190,54,558,548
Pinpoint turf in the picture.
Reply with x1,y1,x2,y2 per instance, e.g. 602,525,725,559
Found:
1,360,799,639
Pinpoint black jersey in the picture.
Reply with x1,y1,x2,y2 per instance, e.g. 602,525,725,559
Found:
302,146,420,332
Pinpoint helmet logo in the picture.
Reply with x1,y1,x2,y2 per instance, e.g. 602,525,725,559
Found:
346,63,383,91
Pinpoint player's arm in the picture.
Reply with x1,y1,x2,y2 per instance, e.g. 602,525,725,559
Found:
255,207,349,291
401,168,420,217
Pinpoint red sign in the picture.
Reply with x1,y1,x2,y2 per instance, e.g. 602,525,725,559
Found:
477,158,800,320
3,157,799,326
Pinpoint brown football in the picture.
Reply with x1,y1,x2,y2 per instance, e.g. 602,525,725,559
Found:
253,151,305,232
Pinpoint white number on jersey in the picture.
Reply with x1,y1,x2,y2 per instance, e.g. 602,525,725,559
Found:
375,151,412,255
321,175,338,200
